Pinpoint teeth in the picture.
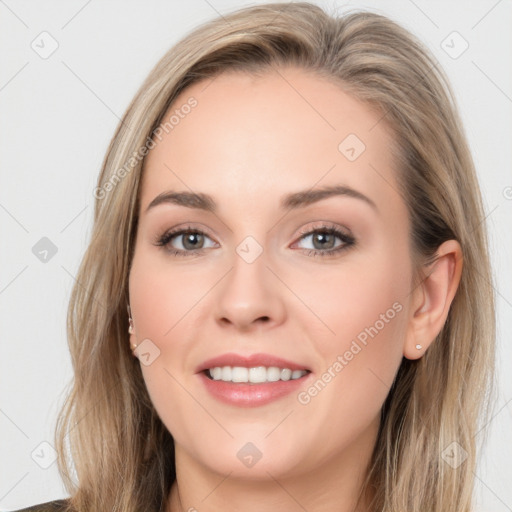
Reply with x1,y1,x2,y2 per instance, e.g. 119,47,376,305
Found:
267,367,281,382
232,367,248,382
208,366,308,383
249,366,267,383
291,370,303,379
211,367,223,380
281,368,292,381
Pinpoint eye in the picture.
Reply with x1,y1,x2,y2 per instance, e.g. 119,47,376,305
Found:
293,222,355,258
154,222,355,258
155,225,217,257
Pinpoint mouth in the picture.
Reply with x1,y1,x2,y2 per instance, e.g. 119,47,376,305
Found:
196,353,313,407
196,352,313,407
202,366,311,384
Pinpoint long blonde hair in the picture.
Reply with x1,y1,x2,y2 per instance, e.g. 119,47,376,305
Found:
55,3,496,511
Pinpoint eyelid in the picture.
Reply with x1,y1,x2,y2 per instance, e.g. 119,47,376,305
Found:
153,222,217,244
294,221,353,239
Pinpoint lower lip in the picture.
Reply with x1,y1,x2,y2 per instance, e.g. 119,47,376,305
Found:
198,372,311,407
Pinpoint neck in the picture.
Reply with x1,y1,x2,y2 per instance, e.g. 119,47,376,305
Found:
167,416,379,512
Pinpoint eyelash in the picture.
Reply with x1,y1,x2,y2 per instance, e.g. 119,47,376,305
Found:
154,223,356,258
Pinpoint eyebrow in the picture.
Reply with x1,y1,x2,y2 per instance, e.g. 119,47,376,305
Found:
145,185,378,214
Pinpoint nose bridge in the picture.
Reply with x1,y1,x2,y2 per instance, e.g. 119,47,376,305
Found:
213,235,285,329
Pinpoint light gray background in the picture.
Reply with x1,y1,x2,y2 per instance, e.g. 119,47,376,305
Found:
1,1,511,510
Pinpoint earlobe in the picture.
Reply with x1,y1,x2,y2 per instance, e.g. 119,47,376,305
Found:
127,303,138,354
404,240,463,360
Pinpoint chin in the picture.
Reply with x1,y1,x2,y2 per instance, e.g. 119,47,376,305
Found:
187,435,312,480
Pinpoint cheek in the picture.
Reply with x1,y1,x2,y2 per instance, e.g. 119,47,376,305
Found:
291,272,407,460
298,250,409,405
296,247,410,359
128,248,215,344
128,250,220,447
139,360,206,453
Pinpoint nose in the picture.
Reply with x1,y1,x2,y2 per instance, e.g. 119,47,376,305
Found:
213,249,287,332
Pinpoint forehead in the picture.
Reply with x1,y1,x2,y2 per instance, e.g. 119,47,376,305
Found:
140,67,403,218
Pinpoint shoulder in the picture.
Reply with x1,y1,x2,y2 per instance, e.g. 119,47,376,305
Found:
8,499,70,512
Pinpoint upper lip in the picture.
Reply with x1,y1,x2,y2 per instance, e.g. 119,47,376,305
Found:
195,352,312,374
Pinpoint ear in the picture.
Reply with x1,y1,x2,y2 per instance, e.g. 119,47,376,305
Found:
127,303,138,353
404,240,463,360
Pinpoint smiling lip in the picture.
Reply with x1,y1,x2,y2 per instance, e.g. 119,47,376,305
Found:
195,352,311,374
196,352,312,408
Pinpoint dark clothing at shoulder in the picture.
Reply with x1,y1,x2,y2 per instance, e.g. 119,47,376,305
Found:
9,499,70,512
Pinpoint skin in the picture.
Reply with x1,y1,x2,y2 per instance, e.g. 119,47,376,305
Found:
128,66,462,512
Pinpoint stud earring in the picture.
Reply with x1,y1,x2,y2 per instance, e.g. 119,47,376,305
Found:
415,344,422,350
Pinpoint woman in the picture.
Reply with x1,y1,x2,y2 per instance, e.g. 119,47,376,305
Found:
13,2,495,511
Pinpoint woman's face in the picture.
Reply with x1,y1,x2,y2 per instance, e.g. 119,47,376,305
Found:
129,67,416,479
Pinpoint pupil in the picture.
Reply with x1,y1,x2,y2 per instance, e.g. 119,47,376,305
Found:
314,232,334,250
183,232,203,250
